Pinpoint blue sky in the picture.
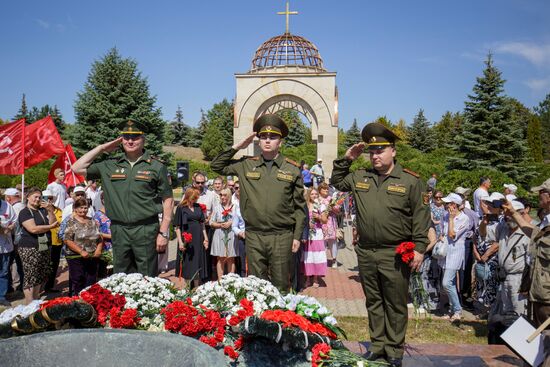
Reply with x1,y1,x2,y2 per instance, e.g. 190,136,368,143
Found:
1,0,549,130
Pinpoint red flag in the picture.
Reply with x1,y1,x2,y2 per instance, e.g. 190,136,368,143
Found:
0,119,26,175
24,116,65,169
48,144,85,187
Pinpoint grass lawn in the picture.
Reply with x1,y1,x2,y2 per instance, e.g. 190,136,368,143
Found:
337,316,488,344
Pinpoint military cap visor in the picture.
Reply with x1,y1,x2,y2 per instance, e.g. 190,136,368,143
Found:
119,120,145,135
253,114,289,138
361,122,400,149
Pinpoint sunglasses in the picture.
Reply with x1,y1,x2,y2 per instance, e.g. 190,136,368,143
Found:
435,196,443,199
194,181,205,185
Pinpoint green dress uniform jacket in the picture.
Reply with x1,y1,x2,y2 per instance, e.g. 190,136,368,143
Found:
210,148,306,241
330,158,431,253
211,148,306,291
86,150,173,276
86,150,173,223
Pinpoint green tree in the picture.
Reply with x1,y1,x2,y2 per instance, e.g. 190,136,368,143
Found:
279,110,307,147
201,121,225,160
534,93,550,161
205,99,234,150
28,104,65,132
433,111,462,149
448,53,532,183
407,109,435,153
71,48,167,159
374,115,392,128
527,115,544,163
13,93,29,121
394,118,408,143
344,118,361,148
169,106,196,146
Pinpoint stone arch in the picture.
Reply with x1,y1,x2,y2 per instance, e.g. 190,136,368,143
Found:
234,73,338,175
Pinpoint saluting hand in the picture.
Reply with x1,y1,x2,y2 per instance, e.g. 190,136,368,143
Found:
409,251,424,272
101,137,123,154
232,132,256,150
344,143,366,161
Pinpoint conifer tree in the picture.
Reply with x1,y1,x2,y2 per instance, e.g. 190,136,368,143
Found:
28,104,65,132
343,118,361,148
201,121,225,160
534,93,550,161
13,93,29,121
169,106,192,146
527,115,543,163
407,109,435,153
433,111,462,149
205,99,234,150
393,118,409,143
279,110,306,147
448,53,531,183
72,48,167,159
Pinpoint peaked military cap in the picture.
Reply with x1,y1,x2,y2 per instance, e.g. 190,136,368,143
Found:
119,119,145,135
253,114,289,138
361,122,400,149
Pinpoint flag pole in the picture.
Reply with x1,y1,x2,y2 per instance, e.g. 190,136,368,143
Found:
21,173,25,198
65,149,78,185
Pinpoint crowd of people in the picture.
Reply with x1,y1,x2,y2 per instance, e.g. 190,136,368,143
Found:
1,115,549,367
419,177,550,338
0,172,112,306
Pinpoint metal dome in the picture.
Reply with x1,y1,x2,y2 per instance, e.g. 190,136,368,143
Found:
251,33,325,72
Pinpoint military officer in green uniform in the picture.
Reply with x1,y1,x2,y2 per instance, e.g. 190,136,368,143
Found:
210,114,306,291
331,123,431,367
72,120,174,277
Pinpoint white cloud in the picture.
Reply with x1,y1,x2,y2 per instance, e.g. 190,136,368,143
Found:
524,77,550,92
494,41,550,67
35,19,50,29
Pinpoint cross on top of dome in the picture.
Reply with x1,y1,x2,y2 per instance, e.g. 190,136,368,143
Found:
277,1,298,34
250,2,326,72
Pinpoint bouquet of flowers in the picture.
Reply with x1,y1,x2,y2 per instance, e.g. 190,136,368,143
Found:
94,273,180,318
192,273,281,316
323,192,349,215
182,231,192,248
80,284,140,328
309,342,386,367
275,294,345,338
395,242,430,319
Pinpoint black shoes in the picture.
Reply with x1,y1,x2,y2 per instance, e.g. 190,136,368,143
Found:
387,357,403,367
363,351,385,361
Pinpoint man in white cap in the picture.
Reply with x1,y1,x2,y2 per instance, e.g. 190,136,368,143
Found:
310,158,325,188
439,193,471,321
494,199,529,316
503,184,518,196
4,188,24,216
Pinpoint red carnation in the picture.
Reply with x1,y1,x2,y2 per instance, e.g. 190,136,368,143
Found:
395,241,416,264
182,232,192,244
224,345,239,360
198,203,207,213
311,343,331,367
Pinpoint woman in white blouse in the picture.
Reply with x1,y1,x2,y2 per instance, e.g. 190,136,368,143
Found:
439,193,471,322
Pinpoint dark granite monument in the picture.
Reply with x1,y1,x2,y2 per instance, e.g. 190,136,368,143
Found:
0,329,227,367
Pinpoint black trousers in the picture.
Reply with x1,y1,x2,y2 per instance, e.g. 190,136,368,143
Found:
46,245,63,289
67,258,98,296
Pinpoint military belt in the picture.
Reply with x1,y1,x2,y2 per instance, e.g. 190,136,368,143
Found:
246,228,293,236
111,216,158,227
